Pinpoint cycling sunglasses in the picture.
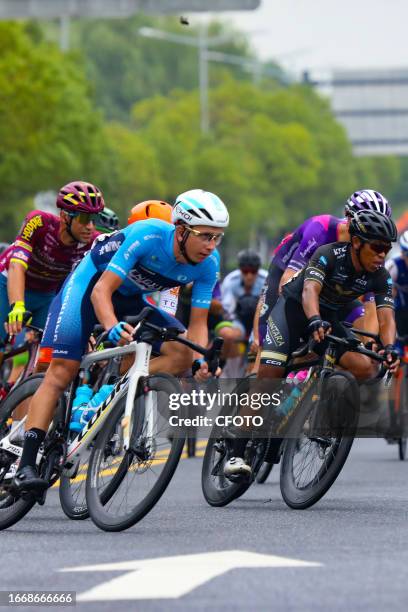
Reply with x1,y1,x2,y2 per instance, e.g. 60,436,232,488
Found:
184,227,224,246
365,240,392,255
67,212,99,225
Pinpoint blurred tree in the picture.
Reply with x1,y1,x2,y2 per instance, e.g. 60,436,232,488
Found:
126,79,358,251
0,22,108,239
70,15,262,122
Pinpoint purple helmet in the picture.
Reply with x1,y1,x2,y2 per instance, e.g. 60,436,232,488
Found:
57,181,105,214
345,189,391,218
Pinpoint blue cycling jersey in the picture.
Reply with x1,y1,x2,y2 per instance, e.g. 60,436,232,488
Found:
90,219,219,308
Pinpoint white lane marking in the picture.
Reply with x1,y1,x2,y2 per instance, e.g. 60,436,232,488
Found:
61,550,321,601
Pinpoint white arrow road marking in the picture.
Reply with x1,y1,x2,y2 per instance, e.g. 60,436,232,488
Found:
61,550,321,601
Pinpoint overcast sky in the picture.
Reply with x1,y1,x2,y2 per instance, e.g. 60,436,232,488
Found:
210,0,408,76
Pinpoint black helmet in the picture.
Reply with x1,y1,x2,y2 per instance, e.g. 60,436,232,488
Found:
238,249,261,269
95,207,119,233
349,210,397,243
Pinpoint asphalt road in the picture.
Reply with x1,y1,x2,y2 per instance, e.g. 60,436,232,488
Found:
1,438,408,612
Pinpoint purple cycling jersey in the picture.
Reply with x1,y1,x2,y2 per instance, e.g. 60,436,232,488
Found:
272,215,343,272
0,210,99,293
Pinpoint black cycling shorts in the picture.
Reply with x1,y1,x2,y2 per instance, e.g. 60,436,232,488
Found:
260,296,358,367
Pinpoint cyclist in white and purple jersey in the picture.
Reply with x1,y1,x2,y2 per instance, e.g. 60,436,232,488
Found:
254,189,392,351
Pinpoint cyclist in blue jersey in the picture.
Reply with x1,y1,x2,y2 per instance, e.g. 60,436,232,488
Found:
386,230,408,343
12,189,229,493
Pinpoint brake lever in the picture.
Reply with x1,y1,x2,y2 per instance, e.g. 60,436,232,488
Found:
204,337,224,376
384,369,393,389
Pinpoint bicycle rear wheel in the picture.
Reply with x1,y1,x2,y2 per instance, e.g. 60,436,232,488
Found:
280,371,359,509
86,374,185,532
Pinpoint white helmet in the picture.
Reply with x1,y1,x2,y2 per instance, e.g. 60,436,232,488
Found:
400,230,408,253
172,189,229,228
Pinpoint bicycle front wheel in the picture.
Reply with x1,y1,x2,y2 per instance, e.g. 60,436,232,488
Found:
86,374,185,532
280,371,359,509
0,376,45,529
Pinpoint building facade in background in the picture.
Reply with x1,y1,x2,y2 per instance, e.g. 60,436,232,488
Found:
308,68,408,157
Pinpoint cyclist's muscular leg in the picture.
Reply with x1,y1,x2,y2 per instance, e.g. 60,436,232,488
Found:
339,352,376,380
25,358,80,432
150,338,193,376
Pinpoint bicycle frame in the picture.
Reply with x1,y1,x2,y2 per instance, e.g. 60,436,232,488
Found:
0,337,154,478
64,339,153,475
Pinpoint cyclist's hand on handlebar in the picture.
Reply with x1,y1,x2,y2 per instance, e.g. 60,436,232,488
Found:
379,344,400,374
307,316,331,343
5,302,32,336
107,321,134,345
192,358,221,382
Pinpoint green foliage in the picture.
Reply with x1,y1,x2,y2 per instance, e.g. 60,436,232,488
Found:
1,16,405,249
71,15,257,122
124,79,362,246
0,22,107,239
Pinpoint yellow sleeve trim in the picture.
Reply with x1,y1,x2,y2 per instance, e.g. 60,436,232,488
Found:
10,258,28,270
14,240,32,252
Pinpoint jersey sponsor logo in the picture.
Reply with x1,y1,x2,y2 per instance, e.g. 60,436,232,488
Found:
124,240,141,259
383,296,394,303
387,277,393,285
108,262,127,277
12,250,29,262
177,274,188,282
174,204,193,223
299,238,317,259
127,266,168,291
194,298,211,305
264,359,284,366
308,269,324,280
267,320,284,347
319,255,328,265
143,234,161,241
260,302,268,317
170,286,180,296
21,214,43,240
99,240,122,256
333,245,348,255
355,278,367,286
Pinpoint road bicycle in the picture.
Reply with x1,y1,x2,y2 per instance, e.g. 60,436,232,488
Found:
0,306,222,531
202,324,389,510
385,334,408,460
0,318,42,404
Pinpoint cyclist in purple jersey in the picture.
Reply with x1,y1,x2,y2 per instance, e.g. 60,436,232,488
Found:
0,181,103,342
252,189,392,360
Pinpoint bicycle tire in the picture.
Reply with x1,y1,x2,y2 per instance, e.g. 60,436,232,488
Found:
0,376,45,529
256,461,274,484
86,373,185,532
398,373,408,461
201,375,256,507
280,370,359,510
